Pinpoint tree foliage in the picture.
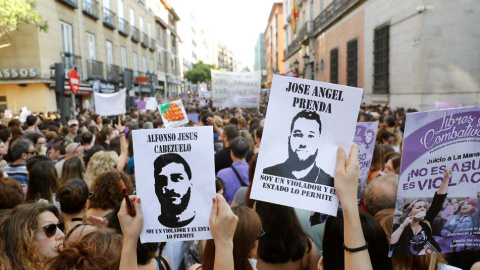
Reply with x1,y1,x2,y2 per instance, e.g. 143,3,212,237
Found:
184,61,217,83
0,0,48,32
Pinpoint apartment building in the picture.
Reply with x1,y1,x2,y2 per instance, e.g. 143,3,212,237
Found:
0,0,181,113
254,33,267,87
217,43,235,72
264,2,284,89
283,0,480,110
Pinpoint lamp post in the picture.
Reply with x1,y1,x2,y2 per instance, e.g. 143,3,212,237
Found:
303,53,309,79
294,60,299,77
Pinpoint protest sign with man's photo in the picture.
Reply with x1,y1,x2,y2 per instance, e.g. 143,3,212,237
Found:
390,106,480,256
132,126,216,243
250,75,363,216
158,99,189,128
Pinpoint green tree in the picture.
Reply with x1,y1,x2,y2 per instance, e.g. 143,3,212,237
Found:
0,0,48,33
184,61,217,83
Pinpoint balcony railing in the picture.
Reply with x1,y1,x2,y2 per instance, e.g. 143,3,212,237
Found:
61,52,83,80
83,0,99,20
313,0,360,35
57,0,78,9
103,7,116,29
107,64,120,83
141,33,148,48
131,26,140,43
118,18,129,36
87,59,104,80
149,38,155,51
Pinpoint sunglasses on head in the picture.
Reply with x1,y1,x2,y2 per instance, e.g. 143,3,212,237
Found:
88,192,94,199
42,222,65,238
257,229,266,239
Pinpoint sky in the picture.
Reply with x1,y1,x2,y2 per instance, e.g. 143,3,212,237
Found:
174,0,280,70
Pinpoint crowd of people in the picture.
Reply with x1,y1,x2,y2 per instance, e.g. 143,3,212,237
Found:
0,94,479,270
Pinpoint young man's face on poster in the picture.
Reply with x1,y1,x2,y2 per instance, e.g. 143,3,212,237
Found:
289,117,320,163
155,162,192,206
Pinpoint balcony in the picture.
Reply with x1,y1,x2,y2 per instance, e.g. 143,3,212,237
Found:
86,59,104,80
313,0,361,36
83,0,99,20
141,33,148,48
61,52,83,79
131,26,140,43
107,64,120,83
118,18,129,36
149,38,155,51
103,7,116,29
56,0,78,9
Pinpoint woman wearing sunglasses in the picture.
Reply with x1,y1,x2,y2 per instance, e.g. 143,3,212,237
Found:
0,203,65,269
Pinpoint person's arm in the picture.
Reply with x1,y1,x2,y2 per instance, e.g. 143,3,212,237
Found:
437,170,452,195
334,145,372,270
210,194,238,270
390,217,413,245
118,195,143,270
207,117,222,138
471,262,480,270
116,118,129,172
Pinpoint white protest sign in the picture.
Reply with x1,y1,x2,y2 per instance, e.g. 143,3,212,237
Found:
390,106,480,256
94,89,126,116
158,99,189,128
199,91,211,99
251,75,363,216
4,109,12,119
211,70,260,108
133,126,216,243
146,97,158,111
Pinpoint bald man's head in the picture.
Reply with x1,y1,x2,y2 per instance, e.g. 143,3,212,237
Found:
65,143,83,159
365,173,399,217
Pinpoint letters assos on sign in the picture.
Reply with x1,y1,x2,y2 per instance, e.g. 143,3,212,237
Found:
0,68,37,79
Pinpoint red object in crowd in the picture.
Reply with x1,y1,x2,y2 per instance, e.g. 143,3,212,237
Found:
68,69,80,94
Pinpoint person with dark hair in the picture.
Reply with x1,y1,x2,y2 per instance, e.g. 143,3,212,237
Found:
3,138,35,187
59,156,84,185
153,119,164,129
26,133,47,155
153,153,195,228
216,137,250,204
81,131,93,152
26,155,52,173
383,153,401,174
96,126,114,149
214,124,253,173
254,127,263,154
255,201,319,270
108,137,121,155
263,110,333,186
7,118,21,129
26,161,60,207
24,115,42,136
49,140,66,164
215,177,224,196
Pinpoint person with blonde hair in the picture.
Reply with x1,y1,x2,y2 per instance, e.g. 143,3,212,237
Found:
84,151,118,187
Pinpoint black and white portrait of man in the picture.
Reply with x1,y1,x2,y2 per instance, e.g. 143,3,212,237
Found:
154,153,196,228
262,110,333,186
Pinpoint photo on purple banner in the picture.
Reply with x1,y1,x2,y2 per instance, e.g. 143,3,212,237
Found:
390,106,480,257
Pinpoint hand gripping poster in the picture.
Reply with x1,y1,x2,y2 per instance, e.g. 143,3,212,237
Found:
250,75,363,216
158,99,189,128
390,106,480,256
133,126,216,243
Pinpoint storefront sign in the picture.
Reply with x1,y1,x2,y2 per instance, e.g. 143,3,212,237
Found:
91,80,115,93
0,68,37,79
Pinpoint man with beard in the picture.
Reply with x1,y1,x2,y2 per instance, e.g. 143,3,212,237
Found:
154,153,195,228
263,110,333,186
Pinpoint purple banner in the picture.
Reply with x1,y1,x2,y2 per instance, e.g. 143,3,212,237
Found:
355,122,379,181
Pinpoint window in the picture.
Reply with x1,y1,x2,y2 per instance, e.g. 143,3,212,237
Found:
142,55,147,72
133,52,138,76
60,21,73,53
103,0,110,9
157,50,163,71
139,16,144,33
330,48,338,84
150,59,154,73
106,40,113,65
87,33,96,60
192,51,197,60
129,8,135,27
117,0,124,18
373,24,389,93
0,96,7,111
192,39,196,47
147,22,152,37
121,46,127,69
347,39,358,87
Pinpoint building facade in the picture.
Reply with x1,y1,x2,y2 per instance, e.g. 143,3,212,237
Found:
0,0,181,114
282,0,480,110
254,33,267,87
264,3,284,89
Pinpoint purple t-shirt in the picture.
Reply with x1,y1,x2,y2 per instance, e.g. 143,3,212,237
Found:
216,161,249,204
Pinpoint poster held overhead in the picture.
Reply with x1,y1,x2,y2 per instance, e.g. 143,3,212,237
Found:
251,75,363,216
390,106,480,256
94,89,127,116
158,99,189,128
133,126,216,243
211,70,261,108
145,97,158,111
